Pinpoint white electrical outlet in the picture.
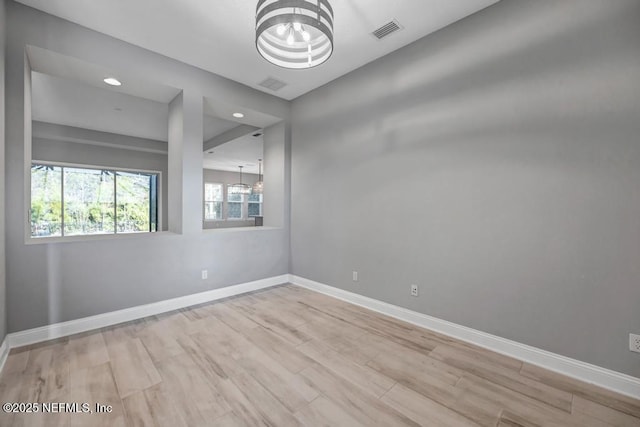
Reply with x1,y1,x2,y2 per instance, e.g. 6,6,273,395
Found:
411,285,418,297
630,334,640,353
352,271,358,282
201,270,208,280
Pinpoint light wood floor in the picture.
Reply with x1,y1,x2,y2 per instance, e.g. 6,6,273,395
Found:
0,284,639,426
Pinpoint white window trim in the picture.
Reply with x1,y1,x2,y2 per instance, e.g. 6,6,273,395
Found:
226,187,246,221
28,159,163,243
248,194,263,218
203,182,224,222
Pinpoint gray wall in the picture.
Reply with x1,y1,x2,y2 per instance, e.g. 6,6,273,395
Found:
203,168,260,229
32,135,170,232
0,0,6,342
5,1,290,332
291,0,640,377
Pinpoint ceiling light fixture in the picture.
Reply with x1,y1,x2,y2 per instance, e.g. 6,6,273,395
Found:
103,77,122,86
233,112,245,118
253,159,264,195
229,166,252,195
256,0,334,69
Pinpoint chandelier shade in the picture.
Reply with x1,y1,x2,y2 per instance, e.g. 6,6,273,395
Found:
228,166,252,195
252,159,264,194
256,0,334,69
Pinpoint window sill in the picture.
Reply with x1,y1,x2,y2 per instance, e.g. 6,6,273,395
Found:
202,226,281,234
25,231,177,245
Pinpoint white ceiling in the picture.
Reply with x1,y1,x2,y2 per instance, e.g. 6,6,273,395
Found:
30,63,262,171
203,97,282,129
16,0,500,100
31,71,171,141
203,134,264,174
28,46,255,143
203,116,240,143
27,45,181,104
31,70,242,142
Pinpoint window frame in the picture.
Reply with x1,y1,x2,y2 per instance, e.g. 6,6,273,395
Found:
248,193,263,218
226,186,246,220
203,182,224,222
29,160,162,242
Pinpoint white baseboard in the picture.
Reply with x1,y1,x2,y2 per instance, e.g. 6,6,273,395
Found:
289,274,640,399
6,275,288,350
0,339,9,373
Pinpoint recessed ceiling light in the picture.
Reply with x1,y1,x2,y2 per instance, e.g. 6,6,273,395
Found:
233,112,244,118
103,77,122,86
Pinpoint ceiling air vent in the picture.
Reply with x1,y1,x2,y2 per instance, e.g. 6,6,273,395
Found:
258,77,287,92
372,20,403,40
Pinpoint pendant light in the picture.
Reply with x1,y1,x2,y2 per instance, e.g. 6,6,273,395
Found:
229,166,252,195
256,0,334,69
253,159,264,194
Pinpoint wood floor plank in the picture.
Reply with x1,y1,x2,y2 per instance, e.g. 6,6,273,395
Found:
1,285,637,427
497,410,541,427
0,371,26,427
429,344,573,412
456,374,600,427
381,383,481,427
294,396,366,427
520,362,640,418
2,350,30,375
175,334,244,381
134,384,190,427
227,299,313,346
211,411,252,427
300,363,421,427
105,338,161,399
238,325,316,373
453,385,515,427
191,313,255,358
235,348,319,412
255,300,310,328
297,339,395,398
5,342,72,427
225,372,302,426
67,333,110,371
296,310,368,343
153,354,232,424
69,362,127,427
121,389,167,427
367,344,462,387
11,353,64,427
300,300,439,354
208,301,261,331
214,378,275,426
572,395,640,427
322,331,383,365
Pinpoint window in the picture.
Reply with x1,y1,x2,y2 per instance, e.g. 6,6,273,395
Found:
248,193,263,217
204,183,223,220
31,163,159,238
227,189,244,220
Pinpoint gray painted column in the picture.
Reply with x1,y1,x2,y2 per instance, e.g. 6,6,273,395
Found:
168,91,204,234
168,93,184,234
181,91,204,235
263,122,286,228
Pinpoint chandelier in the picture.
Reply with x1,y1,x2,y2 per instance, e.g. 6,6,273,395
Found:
228,166,252,195
256,0,334,69
253,159,264,194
